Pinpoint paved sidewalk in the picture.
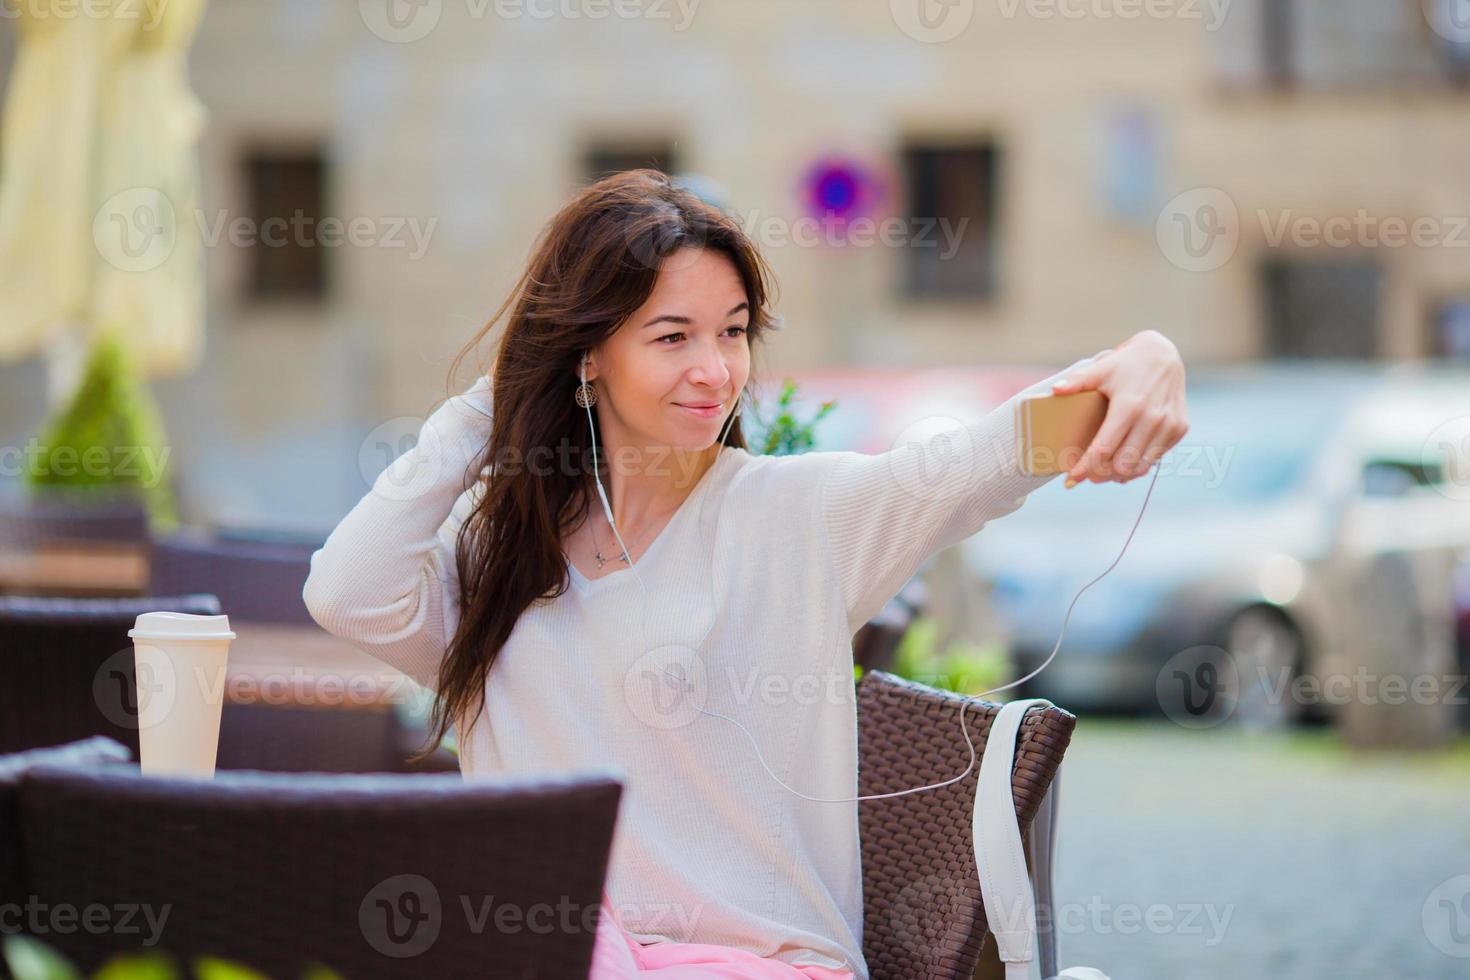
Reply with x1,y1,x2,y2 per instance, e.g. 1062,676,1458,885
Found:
1051,719,1470,980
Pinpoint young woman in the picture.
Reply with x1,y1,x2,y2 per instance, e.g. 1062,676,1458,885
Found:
303,169,1188,978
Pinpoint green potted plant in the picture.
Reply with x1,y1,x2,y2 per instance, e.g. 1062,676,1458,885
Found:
1,934,342,980
748,378,836,457
23,329,179,532
890,613,1014,698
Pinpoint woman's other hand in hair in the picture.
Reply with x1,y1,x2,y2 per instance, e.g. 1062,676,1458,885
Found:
1049,330,1189,488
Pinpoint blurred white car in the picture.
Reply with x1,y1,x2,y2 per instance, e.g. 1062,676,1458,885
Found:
962,362,1470,730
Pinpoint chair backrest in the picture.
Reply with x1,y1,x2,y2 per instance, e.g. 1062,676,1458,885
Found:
215,701,405,774
855,670,1077,980
0,593,222,755
0,490,150,549
0,737,133,918
210,525,327,554
16,765,623,979
149,534,316,625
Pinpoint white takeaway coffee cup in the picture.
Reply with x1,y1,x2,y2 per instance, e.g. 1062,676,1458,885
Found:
127,611,236,777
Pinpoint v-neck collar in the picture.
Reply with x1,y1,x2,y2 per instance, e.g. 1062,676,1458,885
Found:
564,449,731,597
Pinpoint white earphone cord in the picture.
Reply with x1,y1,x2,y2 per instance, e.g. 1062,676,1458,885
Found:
580,356,1159,804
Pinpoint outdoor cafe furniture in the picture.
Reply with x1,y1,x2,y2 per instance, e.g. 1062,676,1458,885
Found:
855,669,1075,980
0,736,135,917
148,533,458,772
0,491,150,598
0,670,1078,980
13,762,622,978
0,593,222,756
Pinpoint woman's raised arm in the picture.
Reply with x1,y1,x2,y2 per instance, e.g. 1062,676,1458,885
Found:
302,375,493,691
816,347,1126,637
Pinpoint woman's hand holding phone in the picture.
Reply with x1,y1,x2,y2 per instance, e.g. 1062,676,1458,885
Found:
1048,330,1189,488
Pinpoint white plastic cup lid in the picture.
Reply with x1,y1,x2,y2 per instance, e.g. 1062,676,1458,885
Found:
128,611,236,642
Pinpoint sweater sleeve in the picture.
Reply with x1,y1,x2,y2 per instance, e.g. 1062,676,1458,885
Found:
302,375,493,691
818,351,1111,635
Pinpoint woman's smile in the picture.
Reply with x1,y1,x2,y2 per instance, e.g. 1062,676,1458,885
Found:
674,401,724,419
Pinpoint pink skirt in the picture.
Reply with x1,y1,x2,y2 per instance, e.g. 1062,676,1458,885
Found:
588,890,856,979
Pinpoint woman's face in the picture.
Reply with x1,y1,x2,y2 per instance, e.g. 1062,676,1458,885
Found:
581,247,752,464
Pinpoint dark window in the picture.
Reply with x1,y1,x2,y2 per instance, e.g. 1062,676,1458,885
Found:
1261,0,1295,87
901,143,1000,299
1261,259,1381,358
584,141,678,183
243,148,328,302
1222,0,1467,88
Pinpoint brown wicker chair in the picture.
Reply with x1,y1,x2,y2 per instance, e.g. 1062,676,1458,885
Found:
856,670,1077,980
14,763,623,979
0,593,223,756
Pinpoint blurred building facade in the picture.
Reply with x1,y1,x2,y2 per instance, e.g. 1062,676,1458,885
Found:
1,0,1468,525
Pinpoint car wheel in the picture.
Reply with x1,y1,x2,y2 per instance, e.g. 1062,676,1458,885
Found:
1225,606,1304,729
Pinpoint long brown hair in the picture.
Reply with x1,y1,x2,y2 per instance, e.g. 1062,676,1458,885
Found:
411,169,781,763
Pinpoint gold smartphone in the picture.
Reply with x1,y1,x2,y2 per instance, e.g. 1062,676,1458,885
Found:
1015,389,1108,477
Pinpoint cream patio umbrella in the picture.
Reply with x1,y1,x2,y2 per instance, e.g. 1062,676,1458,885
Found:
0,0,210,407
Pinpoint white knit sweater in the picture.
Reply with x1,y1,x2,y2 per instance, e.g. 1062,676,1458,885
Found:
302,352,1103,977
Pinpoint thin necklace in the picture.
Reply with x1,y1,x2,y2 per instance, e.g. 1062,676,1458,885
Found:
589,502,661,570
590,512,631,569
587,472,703,570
